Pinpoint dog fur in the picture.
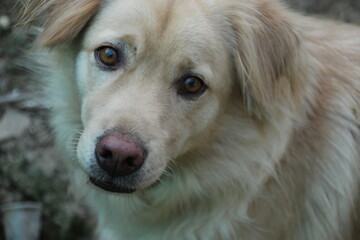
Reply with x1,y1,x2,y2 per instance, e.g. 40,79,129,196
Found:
22,0,360,239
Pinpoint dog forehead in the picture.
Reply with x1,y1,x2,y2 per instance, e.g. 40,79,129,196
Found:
84,0,218,48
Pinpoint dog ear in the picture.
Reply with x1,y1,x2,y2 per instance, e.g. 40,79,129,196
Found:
20,0,101,46
224,1,304,109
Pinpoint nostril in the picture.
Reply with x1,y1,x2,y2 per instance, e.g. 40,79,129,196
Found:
125,157,136,166
125,156,144,167
97,147,112,161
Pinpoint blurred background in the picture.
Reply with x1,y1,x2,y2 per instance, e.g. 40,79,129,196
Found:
0,0,359,239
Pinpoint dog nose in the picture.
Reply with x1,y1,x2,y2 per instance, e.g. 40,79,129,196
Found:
95,134,145,177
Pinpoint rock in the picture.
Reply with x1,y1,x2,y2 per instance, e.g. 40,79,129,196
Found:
0,107,31,141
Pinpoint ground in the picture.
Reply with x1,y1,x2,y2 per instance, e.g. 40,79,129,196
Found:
0,0,359,239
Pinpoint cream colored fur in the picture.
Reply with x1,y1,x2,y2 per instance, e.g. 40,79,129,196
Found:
23,0,360,239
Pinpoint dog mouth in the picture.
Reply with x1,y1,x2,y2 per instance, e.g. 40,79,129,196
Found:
89,177,136,194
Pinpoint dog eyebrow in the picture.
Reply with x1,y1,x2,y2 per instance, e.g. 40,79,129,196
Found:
85,37,132,49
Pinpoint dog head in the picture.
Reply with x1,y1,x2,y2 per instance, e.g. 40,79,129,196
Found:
29,0,305,193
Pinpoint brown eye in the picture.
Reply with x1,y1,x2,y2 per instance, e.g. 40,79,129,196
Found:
177,75,207,99
184,77,203,93
95,46,121,69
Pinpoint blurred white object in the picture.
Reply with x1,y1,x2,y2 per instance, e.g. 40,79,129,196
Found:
0,15,10,29
0,107,31,141
1,202,42,240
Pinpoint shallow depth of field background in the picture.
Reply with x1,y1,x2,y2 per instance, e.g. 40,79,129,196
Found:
0,0,359,239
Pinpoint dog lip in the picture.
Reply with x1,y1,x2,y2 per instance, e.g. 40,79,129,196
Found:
89,177,136,194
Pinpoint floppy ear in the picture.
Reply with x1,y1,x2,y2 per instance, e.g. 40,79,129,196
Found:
224,1,304,109
20,0,101,46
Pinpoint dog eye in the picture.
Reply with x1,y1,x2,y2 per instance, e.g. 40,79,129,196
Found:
177,76,207,99
95,46,121,69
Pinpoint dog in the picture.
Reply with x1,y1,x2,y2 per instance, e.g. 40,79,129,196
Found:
22,0,360,239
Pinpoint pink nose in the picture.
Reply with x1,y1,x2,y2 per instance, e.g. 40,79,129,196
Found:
95,134,145,177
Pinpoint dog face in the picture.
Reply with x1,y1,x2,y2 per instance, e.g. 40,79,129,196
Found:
74,0,237,192
34,0,303,193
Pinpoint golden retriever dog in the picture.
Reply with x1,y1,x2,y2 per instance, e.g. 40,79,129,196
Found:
22,0,360,239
